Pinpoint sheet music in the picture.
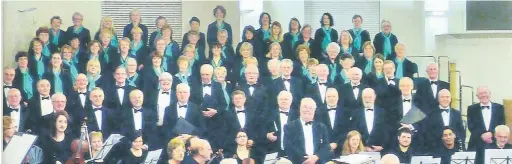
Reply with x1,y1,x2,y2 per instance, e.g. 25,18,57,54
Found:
92,134,124,160
410,156,438,164
263,152,278,164
484,149,512,164
144,149,163,164
333,154,372,164
3,133,38,164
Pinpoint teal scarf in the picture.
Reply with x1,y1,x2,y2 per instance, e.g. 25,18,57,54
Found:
89,53,99,60
73,50,80,64
211,59,223,69
63,60,78,85
221,82,230,111
291,32,300,49
53,70,63,93
376,72,384,79
110,35,119,48
395,58,404,79
162,59,169,72
21,69,33,99
130,40,143,56
127,73,139,87
153,67,163,77
364,58,373,75
263,28,270,41
194,48,199,61
73,26,84,34
353,28,362,51
221,46,227,59
321,27,332,53
51,30,60,46
42,43,51,57
240,65,246,77
217,22,224,30
176,73,189,84
87,73,100,91
382,32,392,59
328,63,337,83
102,46,111,64
301,65,309,77
188,59,195,75
308,75,317,84
35,56,45,78
156,29,162,38
165,42,174,59
119,55,129,68
339,70,349,84
342,46,353,54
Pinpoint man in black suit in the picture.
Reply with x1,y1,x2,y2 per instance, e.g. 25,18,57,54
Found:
351,88,389,153
3,67,16,109
164,83,206,142
467,86,505,163
191,64,227,151
235,64,269,117
67,74,89,119
188,139,213,164
387,128,415,164
271,59,304,107
105,67,135,111
415,63,450,114
424,89,465,153
27,79,54,135
3,89,30,133
265,91,299,156
487,125,512,149
375,61,400,108
284,97,331,164
316,88,350,157
306,64,332,107
120,89,157,150
86,87,119,139
339,67,367,112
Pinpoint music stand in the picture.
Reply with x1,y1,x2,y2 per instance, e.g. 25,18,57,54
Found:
411,156,439,164
86,134,124,162
451,152,476,164
485,149,512,164
359,152,381,164
263,152,278,164
2,133,38,164
144,149,163,164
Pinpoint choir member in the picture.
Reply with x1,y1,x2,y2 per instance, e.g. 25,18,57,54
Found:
70,36,86,66
89,131,105,161
13,51,36,100
163,84,206,141
351,88,389,152
3,68,16,108
112,38,133,69
272,59,304,106
120,89,157,149
34,27,58,57
149,16,167,49
312,13,338,61
144,72,175,117
467,86,505,163
159,25,180,71
99,31,117,70
293,24,314,56
184,32,207,74
4,89,30,133
86,87,119,140
123,9,148,46
207,5,233,46
283,97,330,164
235,64,269,115
66,12,91,49
305,64,331,106
256,12,272,56
364,53,385,87
119,131,149,163
162,137,186,164
105,67,135,110
61,45,79,84
264,21,283,53
209,43,232,73
130,27,151,70
67,74,89,120
415,63,450,113
334,53,355,85
43,52,73,95
424,89,465,153
431,127,462,164
191,64,227,151
380,154,400,164
374,60,401,109
305,58,319,84
39,110,73,164
261,42,283,77
264,91,298,156
282,18,301,60
341,130,365,155
339,30,360,59
487,125,511,149
49,16,67,47
214,30,235,63
3,116,16,150
182,17,206,52
322,42,341,83
28,38,49,79
316,88,350,157
387,128,415,164
388,78,422,136
231,42,254,84
339,67,367,111
237,26,262,60
78,40,103,73
261,58,280,86
292,44,310,77
173,56,194,89
392,43,417,79
356,41,375,75
373,20,398,60
348,15,371,53
187,139,213,164
95,16,119,48
142,52,165,97
27,79,53,135
224,131,256,163
126,58,142,88
214,66,233,111
85,59,108,91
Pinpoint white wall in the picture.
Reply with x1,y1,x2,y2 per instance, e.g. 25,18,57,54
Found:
263,0,305,34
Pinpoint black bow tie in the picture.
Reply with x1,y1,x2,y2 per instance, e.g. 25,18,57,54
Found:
328,108,337,111
366,108,374,111
279,111,289,116
441,108,449,113
3,85,13,89
94,107,101,111
482,106,490,109
305,121,312,126
389,78,395,81
352,85,359,89
117,85,124,89
161,91,170,95
236,110,245,114
248,83,257,87
283,79,291,82
178,104,187,108
133,108,142,113
41,96,50,100
78,92,86,95
203,84,211,87
403,99,411,103
318,82,326,86
430,81,437,85
11,108,19,112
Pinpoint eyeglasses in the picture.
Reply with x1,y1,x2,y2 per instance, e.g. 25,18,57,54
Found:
236,135,247,138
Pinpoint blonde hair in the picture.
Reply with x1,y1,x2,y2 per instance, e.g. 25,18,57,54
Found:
89,131,103,141
214,66,227,76
183,44,196,54
86,59,102,74
177,56,190,68
270,21,283,42
342,130,365,155
99,30,113,39
243,57,258,66
167,137,186,157
119,37,131,47
239,42,254,57
307,58,319,66
3,116,13,132
339,30,353,44
130,9,141,23
131,26,143,35
266,42,283,58
98,16,116,35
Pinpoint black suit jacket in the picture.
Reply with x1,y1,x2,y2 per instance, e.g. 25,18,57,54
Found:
65,26,91,49
264,107,299,152
271,77,304,107
374,78,401,109
225,105,264,148
42,70,73,96
351,107,389,147
163,102,206,139
86,106,120,139
120,107,157,148
424,108,465,152
143,90,176,110
315,106,351,147
339,83,367,111
373,32,398,60
104,84,135,111
3,105,30,132
347,29,371,53
305,81,335,107
467,102,505,151
284,120,331,164
415,79,450,114
235,83,269,117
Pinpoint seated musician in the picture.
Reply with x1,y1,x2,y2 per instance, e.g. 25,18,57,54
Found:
3,116,16,150
183,139,213,164
224,130,256,163
341,130,365,155
159,137,186,164
386,128,415,163
39,110,73,164
487,125,512,149
118,131,148,164
431,127,463,164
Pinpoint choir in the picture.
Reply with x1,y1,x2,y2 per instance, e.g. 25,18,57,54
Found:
2,5,511,164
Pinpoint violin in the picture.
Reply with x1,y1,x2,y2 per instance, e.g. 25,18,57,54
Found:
66,118,92,164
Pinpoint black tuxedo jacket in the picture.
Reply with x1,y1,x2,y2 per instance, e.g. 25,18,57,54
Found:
120,106,157,148
3,105,30,132
104,84,135,111
351,107,389,147
86,106,120,139
264,107,299,152
424,108,465,152
190,81,226,111
163,102,206,139
225,105,264,148
143,90,176,110
415,79,450,114
338,83,368,111
374,78,401,108
235,83,269,117
305,81,335,107
283,120,331,164
315,106,351,146
467,103,505,151
271,77,304,107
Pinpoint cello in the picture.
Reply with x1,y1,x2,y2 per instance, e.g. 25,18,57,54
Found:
66,118,92,164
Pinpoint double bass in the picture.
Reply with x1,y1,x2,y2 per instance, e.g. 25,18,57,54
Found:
66,118,93,164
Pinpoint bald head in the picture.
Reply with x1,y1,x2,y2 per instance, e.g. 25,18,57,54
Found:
399,77,414,96
362,88,376,108
349,67,362,84
438,89,451,108
51,93,67,112
426,62,438,80
476,85,491,104
381,154,400,164
7,88,21,107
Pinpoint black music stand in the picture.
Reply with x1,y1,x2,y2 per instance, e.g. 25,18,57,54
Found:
485,149,512,164
451,152,476,164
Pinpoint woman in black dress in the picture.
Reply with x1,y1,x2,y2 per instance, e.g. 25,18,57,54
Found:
224,131,255,164
282,18,301,59
312,13,338,61
119,131,148,164
149,16,167,49
40,110,74,164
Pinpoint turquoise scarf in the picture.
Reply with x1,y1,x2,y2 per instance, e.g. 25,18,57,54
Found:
382,32,392,59
127,73,139,87
353,28,362,51
74,26,84,34
376,72,384,79
339,70,349,84
308,75,317,84
176,73,189,84
102,46,111,64
119,55,129,68
156,29,162,38
42,43,51,57
110,35,119,48
63,60,78,85
328,63,337,83
53,70,63,93
162,59,169,72
221,82,230,111
21,69,33,99
263,28,270,41
301,65,309,77
130,40,143,56
291,32,300,49
87,73,100,91
165,42,174,59
211,59,223,69
364,58,373,75
73,50,80,64
153,67,163,77
221,46,227,59
51,30,60,46
395,58,404,79
89,53,99,60
188,59,195,75
342,46,353,54
217,22,224,30
35,56,45,78
240,65,246,77
321,27,332,53
194,48,199,61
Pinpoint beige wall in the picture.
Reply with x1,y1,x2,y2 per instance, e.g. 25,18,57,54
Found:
2,1,102,66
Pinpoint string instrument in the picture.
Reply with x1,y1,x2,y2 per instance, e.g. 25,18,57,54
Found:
66,118,91,164
207,149,224,164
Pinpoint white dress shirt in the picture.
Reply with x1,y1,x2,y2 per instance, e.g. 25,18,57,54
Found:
40,95,53,116
352,83,360,100
278,109,289,150
481,103,492,131
440,106,450,126
79,94,86,108
430,80,438,98
177,103,188,119
236,107,246,128
157,90,172,126
202,82,212,97
249,86,255,96
402,96,412,116
117,86,125,104
364,108,375,134
318,82,327,103
9,105,21,131
93,105,103,130
327,105,337,129
133,108,143,130
4,84,12,98
301,119,314,155
283,79,291,91
387,78,396,85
